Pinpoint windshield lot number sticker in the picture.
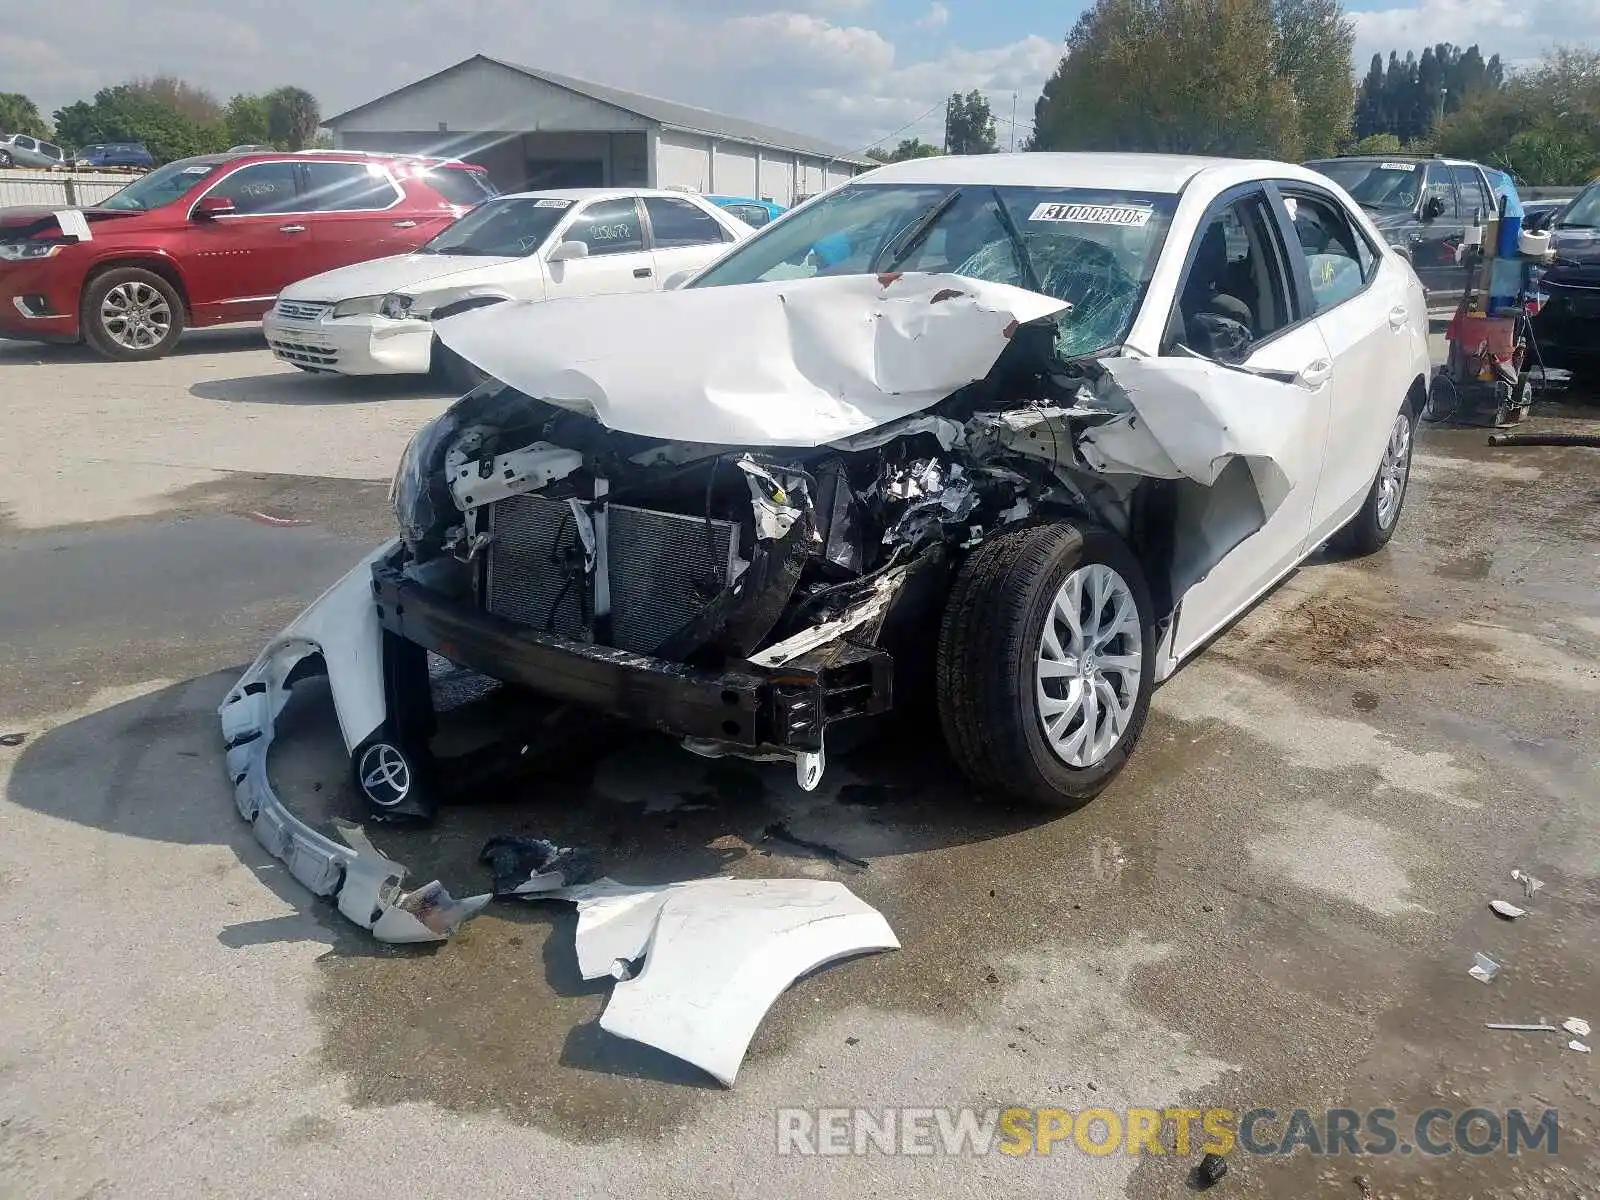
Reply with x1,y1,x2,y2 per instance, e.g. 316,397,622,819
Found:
1029,202,1152,227
534,198,571,208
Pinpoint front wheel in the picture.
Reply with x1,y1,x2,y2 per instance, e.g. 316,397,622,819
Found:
81,267,186,360
1331,408,1414,556
0,150,12,167
936,520,1158,808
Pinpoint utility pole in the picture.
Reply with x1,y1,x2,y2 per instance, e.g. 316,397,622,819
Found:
1010,92,1018,152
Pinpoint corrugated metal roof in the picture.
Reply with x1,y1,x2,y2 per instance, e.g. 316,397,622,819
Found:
327,54,876,168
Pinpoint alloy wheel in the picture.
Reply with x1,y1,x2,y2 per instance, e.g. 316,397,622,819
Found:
1376,412,1412,531
1035,562,1144,768
100,281,173,351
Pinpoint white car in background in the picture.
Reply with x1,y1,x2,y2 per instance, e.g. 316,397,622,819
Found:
263,187,752,386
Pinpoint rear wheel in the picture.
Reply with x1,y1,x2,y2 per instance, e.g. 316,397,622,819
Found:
0,150,12,167
1331,408,1414,556
936,520,1158,808
82,267,185,360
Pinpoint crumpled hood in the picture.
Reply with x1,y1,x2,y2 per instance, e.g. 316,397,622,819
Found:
280,252,520,303
435,273,1069,446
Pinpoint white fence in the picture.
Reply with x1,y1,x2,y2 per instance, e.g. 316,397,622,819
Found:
0,170,138,209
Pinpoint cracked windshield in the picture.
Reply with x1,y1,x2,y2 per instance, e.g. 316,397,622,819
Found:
692,183,1177,357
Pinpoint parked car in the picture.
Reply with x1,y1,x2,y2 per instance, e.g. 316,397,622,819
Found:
0,133,67,169
264,187,751,383
1530,177,1600,377
224,151,1432,857
1303,154,1502,301
0,148,498,360
73,142,156,170
707,195,786,228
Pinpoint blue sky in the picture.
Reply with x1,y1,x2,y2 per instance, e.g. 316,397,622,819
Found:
3,1,1594,154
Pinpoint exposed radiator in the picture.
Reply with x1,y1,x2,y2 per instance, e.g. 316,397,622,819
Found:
485,493,740,655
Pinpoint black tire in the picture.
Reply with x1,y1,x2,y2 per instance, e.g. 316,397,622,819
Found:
1330,406,1415,556
936,520,1158,808
430,335,488,394
0,151,12,167
81,266,186,361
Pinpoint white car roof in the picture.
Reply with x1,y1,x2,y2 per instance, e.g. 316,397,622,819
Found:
492,187,721,203
857,152,1333,198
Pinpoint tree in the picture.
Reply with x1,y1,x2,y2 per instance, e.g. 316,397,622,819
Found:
53,86,229,162
0,93,50,139
224,94,273,146
1031,0,1339,159
944,91,997,154
1436,45,1600,185
125,75,222,124
866,136,942,163
1353,132,1403,154
265,86,320,151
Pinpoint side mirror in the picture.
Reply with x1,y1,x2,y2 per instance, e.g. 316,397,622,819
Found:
1187,312,1253,365
1524,209,1554,233
193,195,235,219
662,269,694,291
1421,195,1446,222
547,240,589,263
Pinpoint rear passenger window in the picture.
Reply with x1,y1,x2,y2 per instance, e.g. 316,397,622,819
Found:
203,162,301,215
424,169,498,207
568,198,644,255
644,197,727,247
1284,193,1372,312
302,162,403,211
1451,165,1493,220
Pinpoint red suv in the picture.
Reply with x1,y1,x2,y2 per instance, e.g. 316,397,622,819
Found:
0,149,497,360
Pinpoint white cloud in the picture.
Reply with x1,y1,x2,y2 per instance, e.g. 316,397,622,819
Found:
916,3,951,32
0,3,1064,154
1350,0,1599,71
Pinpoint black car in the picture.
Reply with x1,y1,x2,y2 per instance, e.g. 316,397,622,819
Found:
1529,179,1600,377
1304,155,1501,301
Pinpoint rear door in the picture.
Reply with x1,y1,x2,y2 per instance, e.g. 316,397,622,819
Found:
300,160,424,270
641,195,740,283
543,196,658,297
1273,183,1415,544
1166,186,1337,662
181,160,322,319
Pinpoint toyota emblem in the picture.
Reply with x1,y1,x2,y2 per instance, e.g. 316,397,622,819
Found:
358,743,411,807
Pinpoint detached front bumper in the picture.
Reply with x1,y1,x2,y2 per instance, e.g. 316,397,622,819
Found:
218,541,489,943
263,311,433,375
371,556,894,757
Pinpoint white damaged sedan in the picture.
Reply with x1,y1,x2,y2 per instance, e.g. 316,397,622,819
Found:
262,187,751,385
223,153,1431,941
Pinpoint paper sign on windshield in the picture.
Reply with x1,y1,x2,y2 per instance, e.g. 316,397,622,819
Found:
534,199,572,208
1380,162,1415,171
1028,202,1152,227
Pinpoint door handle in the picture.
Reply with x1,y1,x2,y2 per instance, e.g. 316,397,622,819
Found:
392,219,417,229
1388,304,1409,330
633,266,653,279
1296,358,1334,389
279,224,307,234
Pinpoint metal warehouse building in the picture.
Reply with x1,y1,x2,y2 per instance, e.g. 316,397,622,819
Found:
326,54,876,204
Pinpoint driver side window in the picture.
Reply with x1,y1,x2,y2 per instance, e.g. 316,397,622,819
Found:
1170,192,1291,358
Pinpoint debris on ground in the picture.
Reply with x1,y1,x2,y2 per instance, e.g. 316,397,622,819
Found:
761,821,871,870
479,835,596,896
1490,899,1527,920
1511,869,1545,901
543,876,898,1084
1485,1022,1557,1031
1486,431,1600,447
332,821,492,943
1195,1151,1228,1188
1353,1175,1374,1200
0,732,26,747
1569,1040,1591,1054
1563,1017,1591,1038
1469,952,1500,984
